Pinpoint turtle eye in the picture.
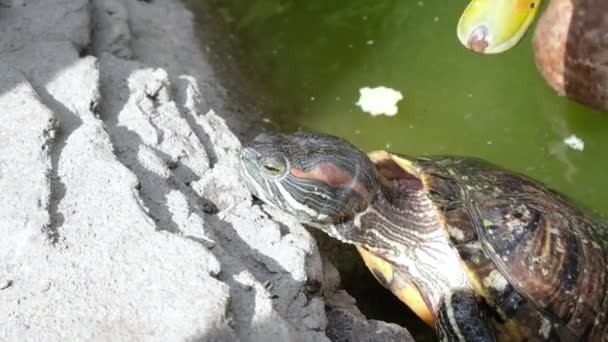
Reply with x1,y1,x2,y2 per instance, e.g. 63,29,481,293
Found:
262,159,285,176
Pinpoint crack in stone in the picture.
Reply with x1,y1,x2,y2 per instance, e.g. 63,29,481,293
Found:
172,77,219,168
31,82,83,244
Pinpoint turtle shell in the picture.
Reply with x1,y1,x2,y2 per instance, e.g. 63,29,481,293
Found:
381,152,608,340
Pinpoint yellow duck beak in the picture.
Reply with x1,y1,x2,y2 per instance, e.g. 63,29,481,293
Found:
457,0,542,54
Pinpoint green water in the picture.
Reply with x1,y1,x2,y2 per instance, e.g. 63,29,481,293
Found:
195,0,608,216
189,0,608,339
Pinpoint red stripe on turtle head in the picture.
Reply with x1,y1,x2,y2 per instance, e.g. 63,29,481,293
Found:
290,162,370,200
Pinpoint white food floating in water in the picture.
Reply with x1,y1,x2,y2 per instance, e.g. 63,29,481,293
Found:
563,134,584,151
356,86,403,117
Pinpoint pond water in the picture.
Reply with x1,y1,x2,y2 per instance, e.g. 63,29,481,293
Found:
194,0,608,216
188,0,608,340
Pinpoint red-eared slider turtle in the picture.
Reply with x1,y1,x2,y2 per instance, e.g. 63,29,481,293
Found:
240,131,608,341
457,0,608,111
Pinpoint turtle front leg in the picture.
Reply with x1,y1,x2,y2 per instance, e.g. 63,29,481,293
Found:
436,289,496,342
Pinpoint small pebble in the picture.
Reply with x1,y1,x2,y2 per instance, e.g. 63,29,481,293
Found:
262,279,273,291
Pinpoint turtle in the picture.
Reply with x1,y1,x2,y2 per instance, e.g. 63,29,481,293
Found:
239,131,608,341
457,0,608,111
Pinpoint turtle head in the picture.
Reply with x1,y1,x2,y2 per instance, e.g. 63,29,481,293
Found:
457,0,541,54
240,131,380,225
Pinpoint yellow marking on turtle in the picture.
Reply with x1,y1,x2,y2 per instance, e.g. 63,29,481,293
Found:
461,262,490,300
413,169,494,315
368,151,420,176
389,155,420,175
458,251,526,341
541,224,553,262
356,246,435,326
414,170,527,341
444,294,466,341
449,263,525,341
495,319,525,342
367,150,393,164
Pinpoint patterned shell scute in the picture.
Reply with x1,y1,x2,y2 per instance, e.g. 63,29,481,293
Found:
414,156,608,339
